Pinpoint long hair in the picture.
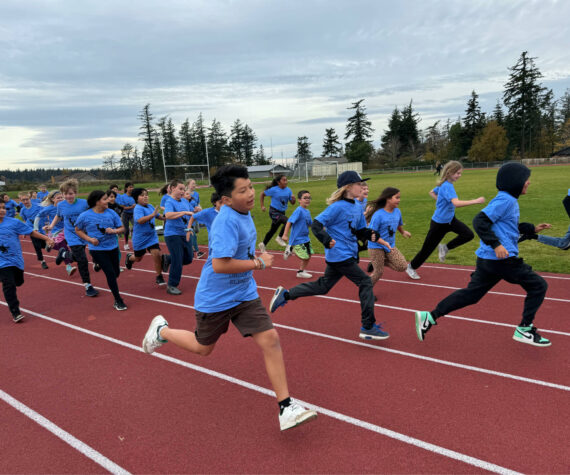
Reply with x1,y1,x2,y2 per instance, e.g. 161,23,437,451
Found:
437,160,462,186
365,187,400,221
326,184,351,205
42,190,60,207
265,174,285,190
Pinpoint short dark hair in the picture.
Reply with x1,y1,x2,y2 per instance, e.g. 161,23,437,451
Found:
169,179,184,190
87,190,107,209
211,165,249,197
106,189,117,198
132,187,147,204
124,182,134,192
297,189,310,199
210,191,221,205
109,184,119,190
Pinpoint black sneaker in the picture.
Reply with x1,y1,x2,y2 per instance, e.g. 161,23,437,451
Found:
85,285,99,297
156,275,166,286
161,254,171,273
41,261,49,270
196,251,205,259
125,253,134,270
12,314,24,323
113,300,128,311
93,262,101,272
55,248,66,265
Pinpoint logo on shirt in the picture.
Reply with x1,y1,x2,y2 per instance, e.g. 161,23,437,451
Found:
280,198,287,207
68,217,76,226
182,216,189,225
387,226,395,237
247,247,255,260
96,224,107,236
0,244,8,253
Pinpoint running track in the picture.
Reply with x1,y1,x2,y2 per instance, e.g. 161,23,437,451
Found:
1,239,569,474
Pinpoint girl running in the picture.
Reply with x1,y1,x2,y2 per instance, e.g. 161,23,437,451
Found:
18,192,48,269
75,190,127,311
124,188,170,286
117,182,135,251
259,174,295,251
406,161,485,280
365,187,412,287
270,171,389,341
281,190,314,278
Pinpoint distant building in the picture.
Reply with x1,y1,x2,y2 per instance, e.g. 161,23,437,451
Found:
54,172,99,183
247,164,293,178
551,147,570,157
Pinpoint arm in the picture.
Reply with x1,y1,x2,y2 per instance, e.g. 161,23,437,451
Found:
429,190,438,200
473,211,508,258
165,211,193,220
260,191,266,212
30,230,54,248
137,207,160,224
105,225,124,235
75,227,99,246
311,219,334,248
397,225,411,238
47,214,60,231
212,252,274,273
282,221,292,241
33,215,41,232
451,196,485,208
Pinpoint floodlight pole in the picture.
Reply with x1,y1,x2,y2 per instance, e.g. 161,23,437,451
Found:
204,136,211,186
161,145,168,183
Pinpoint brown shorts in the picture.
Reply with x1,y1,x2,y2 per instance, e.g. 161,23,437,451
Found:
194,298,274,346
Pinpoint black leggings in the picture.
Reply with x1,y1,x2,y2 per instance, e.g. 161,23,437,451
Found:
0,266,24,317
410,217,474,270
263,207,288,245
121,213,134,241
70,245,91,284
90,248,122,302
31,236,45,261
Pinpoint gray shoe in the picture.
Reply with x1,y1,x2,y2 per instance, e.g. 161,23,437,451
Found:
167,285,182,295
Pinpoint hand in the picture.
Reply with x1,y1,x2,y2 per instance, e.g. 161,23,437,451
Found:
494,244,509,259
370,231,378,242
90,238,99,246
379,239,392,250
194,206,202,212
46,238,55,248
282,235,289,242
328,239,336,249
475,197,485,204
260,252,274,268
535,223,551,232
105,228,115,234
261,206,266,212
402,230,411,238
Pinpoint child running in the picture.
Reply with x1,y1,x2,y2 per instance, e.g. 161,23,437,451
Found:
406,160,485,280
124,188,170,286
270,171,389,341
415,162,551,347
259,174,295,251
187,179,204,258
18,192,48,269
521,190,570,250
281,190,314,278
117,182,135,251
142,165,317,431
48,179,98,297
75,190,127,311
365,187,412,288
37,184,49,202
0,201,54,322
2,193,18,218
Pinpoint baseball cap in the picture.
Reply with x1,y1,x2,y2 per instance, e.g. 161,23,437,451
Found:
337,170,370,188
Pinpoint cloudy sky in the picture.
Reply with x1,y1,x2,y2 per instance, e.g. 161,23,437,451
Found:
1,0,570,170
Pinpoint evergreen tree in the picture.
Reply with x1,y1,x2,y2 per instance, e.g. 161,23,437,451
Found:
229,119,244,163
557,88,570,125
345,99,374,163
207,119,228,167
242,124,257,166
492,100,505,127
381,107,402,163
138,104,157,177
157,116,178,165
446,121,465,160
178,119,192,165
254,144,271,165
296,136,313,163
399,100,421,156
189,113,207,166
322,128,342,157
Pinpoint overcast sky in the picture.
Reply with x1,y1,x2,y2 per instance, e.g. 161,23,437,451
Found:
1,0,569,170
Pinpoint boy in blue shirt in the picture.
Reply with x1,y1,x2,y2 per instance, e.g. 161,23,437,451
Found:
0,201,54,322
18,192,49,269
142,165,317,431
415,162,551,347
281,189,314,278
2,193,18,218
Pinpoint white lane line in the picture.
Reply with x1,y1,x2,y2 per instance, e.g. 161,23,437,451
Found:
2,305,522,475
0,389,130,475
5,282,570,392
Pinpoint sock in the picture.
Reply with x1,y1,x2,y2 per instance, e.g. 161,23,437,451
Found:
278,397,291,415
297,269,303,273
157,324,168,342
430,310,441,321
84,283,91,289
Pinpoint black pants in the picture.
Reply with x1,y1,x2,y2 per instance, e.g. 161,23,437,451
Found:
122,213,134,240
263,207,288,245
70,245,91,284
0,266,24,317
90,248,122,302
432,257,547,327
410,217,474,269
288,258,376,328
31,236,45,261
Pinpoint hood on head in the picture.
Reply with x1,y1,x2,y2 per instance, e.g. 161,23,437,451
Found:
496,162,530,198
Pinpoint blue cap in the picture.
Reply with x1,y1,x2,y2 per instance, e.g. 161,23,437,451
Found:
337,170,369,188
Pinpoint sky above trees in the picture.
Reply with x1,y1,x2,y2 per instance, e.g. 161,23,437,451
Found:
1,0,570,169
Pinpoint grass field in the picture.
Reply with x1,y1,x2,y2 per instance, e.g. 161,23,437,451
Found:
14,165,569,273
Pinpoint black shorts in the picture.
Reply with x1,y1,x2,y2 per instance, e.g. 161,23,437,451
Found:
134,243,160,258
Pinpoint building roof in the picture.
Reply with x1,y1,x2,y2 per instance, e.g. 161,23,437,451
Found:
551,147,570,157
247,165,292,172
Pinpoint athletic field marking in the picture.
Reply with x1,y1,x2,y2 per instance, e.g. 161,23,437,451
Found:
1,305,522,475
0,389,130,475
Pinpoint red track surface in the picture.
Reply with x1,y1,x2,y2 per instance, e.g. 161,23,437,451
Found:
1,239,569,474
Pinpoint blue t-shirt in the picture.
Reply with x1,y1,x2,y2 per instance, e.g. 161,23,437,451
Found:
160,194,170,209
133,204,160,251
476,191,520,260
5,200,18,218
0,217,33,270
194,205,258,313
117,193,135,215
37,205,62,235
288,206,312,246
315,199,367,262
368,208,403,252
431,181,458,224
164,197,191,236
37,191,49,201
19,204,41,226
57,199,88,246
75,208,122,251
192,207,219,233
358,198,368,213
264,186,293,212
190,191,200,209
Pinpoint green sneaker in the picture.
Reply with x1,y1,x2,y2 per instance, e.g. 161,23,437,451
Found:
415,311,436,341
513,325,551,347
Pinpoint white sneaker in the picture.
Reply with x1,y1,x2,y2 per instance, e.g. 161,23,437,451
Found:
275,236,287,247
258,242,266,253
438,244,449,262
142,315,168,354
124,244,130,251
283,246,292,260
297,271,312,278
279,401,317,431
406,263,420,280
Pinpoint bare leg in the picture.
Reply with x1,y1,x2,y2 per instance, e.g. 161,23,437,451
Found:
252,329,289,401
150,249,162,276
160,327,215,356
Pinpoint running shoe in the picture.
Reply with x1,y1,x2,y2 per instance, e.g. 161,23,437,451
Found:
269,286,288,313
359,323,390,340
415,311,436,341
142,315,169,354
258,242,266,253
275,236,287,247
124,244,130,251
66,264,77,277
438,244,449,262
196,251,205,259
279,401,317,431
156,275,166,286
12,314,24,323
125,253,134,270
85,285,99,297
161,254,171,273
167,285,182,295
406,263,420,280
55,248,67,266
41,261,49,269
296,271,312,278
283,246,292,260
513,325,551,347
113,300,128,311
93,262,101,272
